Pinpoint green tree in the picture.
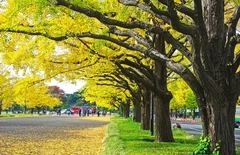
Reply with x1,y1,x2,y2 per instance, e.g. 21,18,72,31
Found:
185,88,198,119
66,92,80,105
185,89,197,111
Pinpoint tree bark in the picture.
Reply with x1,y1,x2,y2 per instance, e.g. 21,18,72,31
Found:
141,88,150,130
122,102,130,118
133,99,141,122
202,96,236,154
192,1,238,154
24,105,27,114
37,107,41,114
170,109,173,118
154,92,174,142
153,35,174,142
31,108,34,114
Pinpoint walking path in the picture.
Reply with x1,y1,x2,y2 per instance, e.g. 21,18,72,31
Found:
0,115,110,155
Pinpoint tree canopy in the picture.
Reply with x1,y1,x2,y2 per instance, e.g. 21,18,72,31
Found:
0,0,240,154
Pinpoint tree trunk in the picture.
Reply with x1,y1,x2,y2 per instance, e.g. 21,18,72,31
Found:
132,96,141,122
170,109,173,117
122,102,130,118
201,95,236,154
37,107,41,114
24,105,27,114
175,109,178,119
153,34,174,142
183,106,187,119
141,88,150,130
193,1,239,154
133,101,141,122
154,93,174,142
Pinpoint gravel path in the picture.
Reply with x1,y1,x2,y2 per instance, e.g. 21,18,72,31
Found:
0,115,109,155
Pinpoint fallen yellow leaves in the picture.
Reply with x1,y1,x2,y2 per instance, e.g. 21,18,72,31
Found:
0,116,110,155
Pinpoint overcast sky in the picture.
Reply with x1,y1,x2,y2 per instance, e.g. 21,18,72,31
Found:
47,80,86,94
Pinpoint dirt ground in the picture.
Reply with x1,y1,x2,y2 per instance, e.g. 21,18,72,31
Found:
0,115,110,155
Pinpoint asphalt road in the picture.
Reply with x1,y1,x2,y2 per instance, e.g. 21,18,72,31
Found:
171,120,240,146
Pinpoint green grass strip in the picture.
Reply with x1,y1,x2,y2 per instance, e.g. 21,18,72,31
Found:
102,115,205,155
101,116,126,155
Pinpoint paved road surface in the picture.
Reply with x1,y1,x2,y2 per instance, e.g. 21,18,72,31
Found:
171,120,240,146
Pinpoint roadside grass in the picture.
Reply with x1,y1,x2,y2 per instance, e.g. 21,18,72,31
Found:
102,115,240,155
102,115,199,155
236,147,240,154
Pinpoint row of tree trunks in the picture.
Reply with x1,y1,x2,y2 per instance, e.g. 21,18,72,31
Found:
130,34,174,142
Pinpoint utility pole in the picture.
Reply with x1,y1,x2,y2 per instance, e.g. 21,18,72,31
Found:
150,92,154,136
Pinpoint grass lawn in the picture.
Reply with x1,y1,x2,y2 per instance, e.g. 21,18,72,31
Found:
102,115,240,155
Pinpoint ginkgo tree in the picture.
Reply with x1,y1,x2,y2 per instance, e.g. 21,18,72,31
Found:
80,43,156,129
13,76,62,113
0,68,15,115
168,77,198,119
185,88,198,118
82,81,131,115
80,56,135,118
0,0,240,154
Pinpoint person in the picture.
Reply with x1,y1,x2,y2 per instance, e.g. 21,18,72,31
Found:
78,109,81,117
173,123,181,129
87,109,90,116
58,109,61,116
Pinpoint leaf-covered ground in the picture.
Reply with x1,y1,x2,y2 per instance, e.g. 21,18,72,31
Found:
0,115,110,155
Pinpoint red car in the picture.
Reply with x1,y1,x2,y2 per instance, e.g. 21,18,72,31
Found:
70,107,81,114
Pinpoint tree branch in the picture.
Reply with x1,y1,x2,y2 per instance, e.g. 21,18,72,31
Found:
108,26,192,61
53,0,195,54
234,72,240,99
115,60,155,91
233,51,240,73
227,4,240,42
163,0,196,36
225,4,240,64
119,58,153,82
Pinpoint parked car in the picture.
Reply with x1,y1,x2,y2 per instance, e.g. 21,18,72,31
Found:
61,109,74,115
235,121,240,128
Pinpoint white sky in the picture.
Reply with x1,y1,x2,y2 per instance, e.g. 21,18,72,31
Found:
47,79,86,94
